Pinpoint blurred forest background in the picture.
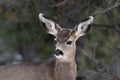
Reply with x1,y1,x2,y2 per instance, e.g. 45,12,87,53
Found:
0,0,120,80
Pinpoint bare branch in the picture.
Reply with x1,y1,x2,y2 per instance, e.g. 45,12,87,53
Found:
50,0,67,7
101,0,120,36
93,24,113,28
92,2,120,16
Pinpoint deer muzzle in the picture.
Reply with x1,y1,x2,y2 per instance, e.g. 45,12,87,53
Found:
54,49,64,56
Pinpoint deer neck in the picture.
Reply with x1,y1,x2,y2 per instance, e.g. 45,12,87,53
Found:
54,55,77,80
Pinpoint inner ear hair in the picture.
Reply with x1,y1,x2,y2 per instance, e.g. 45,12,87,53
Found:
55,24,62,32
41,22,49,31
85,24,91,33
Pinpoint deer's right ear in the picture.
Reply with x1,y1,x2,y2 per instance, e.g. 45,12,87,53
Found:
39,13,62,37
72,16,94,41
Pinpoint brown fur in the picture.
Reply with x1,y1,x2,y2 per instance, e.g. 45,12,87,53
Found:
55,59,77,80
0,58,76,80
57,29,71,43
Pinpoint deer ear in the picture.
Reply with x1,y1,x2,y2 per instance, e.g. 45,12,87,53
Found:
39,13,62,37
73,16,94,40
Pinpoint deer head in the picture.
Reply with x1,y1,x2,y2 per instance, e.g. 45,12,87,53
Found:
39,13,93,62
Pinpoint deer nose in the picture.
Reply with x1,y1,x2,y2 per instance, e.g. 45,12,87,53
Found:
54,49,63,56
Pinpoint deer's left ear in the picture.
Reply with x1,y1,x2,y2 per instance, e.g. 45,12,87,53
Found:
73,16,94,40
39,13,62,37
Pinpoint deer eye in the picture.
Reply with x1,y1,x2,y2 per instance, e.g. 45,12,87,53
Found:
66,41,72,45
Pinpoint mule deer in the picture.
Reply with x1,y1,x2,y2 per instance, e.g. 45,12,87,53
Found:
0,13,93,80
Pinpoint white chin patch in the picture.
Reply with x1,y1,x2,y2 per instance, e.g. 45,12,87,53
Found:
54,54,63,59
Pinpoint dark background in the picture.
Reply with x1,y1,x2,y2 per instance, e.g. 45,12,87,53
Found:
0,0,120,80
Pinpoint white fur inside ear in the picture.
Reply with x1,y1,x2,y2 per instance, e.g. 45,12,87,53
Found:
39,13,57,35
78,16,94,32
39,13,55,28
74,16,94,40
75,24,82,36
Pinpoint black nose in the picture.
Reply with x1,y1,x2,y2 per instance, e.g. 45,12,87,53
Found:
54,49,63,56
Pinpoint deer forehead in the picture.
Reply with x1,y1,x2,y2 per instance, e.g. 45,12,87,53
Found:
56,29,74,43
